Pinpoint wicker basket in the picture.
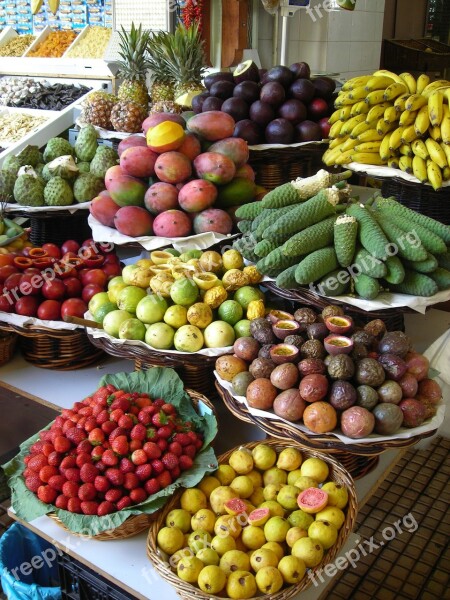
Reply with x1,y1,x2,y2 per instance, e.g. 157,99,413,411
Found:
3,323,104,370
248,143,329,190
146,439,358,600
380,177,450,225
46,388,217,540
0,329,17,366
263,281,407,332
6,209,92,246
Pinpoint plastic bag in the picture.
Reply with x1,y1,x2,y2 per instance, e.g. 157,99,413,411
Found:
0,523,61,600
261,0,280,15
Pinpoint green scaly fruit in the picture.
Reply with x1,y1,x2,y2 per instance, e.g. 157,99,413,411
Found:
13,175,45,206
75,124,98,162
16,145,41,167
73,173,104,203
44,177,74,206
43,138,74,163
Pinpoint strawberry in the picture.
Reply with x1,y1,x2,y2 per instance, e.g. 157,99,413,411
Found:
62,480,79,498
66,428,87,445
157,425,173,439
40,431,54,442
78,482,96,501
129,488,147,504
144,478,160,495
123,472,140,490
130,423,147,441
64,421,77,435
28,454,48,472
162,453,178,471
146,427,158,440
138,406,156,426
49,427,63,442
118,414,135,430
135,463,152,481
92,404,103,417
94,475,110,493
105,384,117,393
129,406,139,417
105,468,124,486
152,411,170,428
97,500,115,516
170,466,181,479
25,474,41,493
48,475,66,492
39,465,59,483
62,408,75,420
151,459,164,475
95,462,106,474
161,403,176,415
30,441,44,454
156,471,172,490
184,444,197,459
119,458,135,474
152,399,165,409
179,455,194,471
54,416,65,429
111,436,128,456
84,417,98,433
105,488,123,503
101,421,117,436
110,397,131,413
102,449,119,467
23,468,33,479
95,409,110,425
81,501,99,515
131,449,147,466
73,418,85,431
80,463,98,483
64,468,81,483
79,406,93,417
67,497,82,513
194,438,203,450
187,431,198,443
93,387,110,404
55,495,69,510
169,442,183,457
76,439,93,455
116,496,132,510
108,427,127,442
47,451,63,467
37,485,57,505
60,456,77,470
91,446,104,462
88,428,105,446
129,439,143,452
76,453,92,468
23,455,31,465
73,401,85,412
143,442,161,460
53,436,71,453
156,439,168,452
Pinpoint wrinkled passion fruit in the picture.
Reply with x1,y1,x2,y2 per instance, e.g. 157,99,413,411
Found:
298,358,326,377
284,334,304,349
293,307,317,326
301,339,325,359
249,357,276,379
270,343,300,365
377,353,407,381
306,322,329,341
340,406,375,439
378,331,411,357
233,337,261,362
327,354,355,380
329,380,357,411
258,344,276,359
324,335,353,355
373,403,403,435
270,363,299,390
299,373,329,402
355,358,385,387
325,315,353,334
321,304,344,320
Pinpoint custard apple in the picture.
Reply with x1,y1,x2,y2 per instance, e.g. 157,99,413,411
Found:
0,169,16,201
43,138,74,163
14,175,45,206
76,161,91,173
73,173,104,202
90,146,118,179
44,176,74,206
16,145,40,167
74,125,98,162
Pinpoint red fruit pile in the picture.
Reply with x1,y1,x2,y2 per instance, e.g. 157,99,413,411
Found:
23,384,203,516
0,239,121,320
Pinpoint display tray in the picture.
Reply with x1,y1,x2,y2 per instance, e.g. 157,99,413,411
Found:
0,106,54,148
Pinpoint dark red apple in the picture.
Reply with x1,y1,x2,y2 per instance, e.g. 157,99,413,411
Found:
81,269,108,288
42,279,66,300
41,243,61,259
0,294,13,312
19,273,43,296
318,117,331,139
15,296,39,317
307,97,329,120
63,277,83,298
61,298,88,319
4,272,22,292
82,283,104,304
102,262,122,280
0,265,18,283
61,240,80,255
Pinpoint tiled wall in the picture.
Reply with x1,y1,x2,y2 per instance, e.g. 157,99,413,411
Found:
257,0,385,80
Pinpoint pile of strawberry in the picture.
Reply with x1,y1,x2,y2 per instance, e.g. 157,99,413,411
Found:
22,384,204,517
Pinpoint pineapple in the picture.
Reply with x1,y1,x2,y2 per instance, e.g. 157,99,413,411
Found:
116,22,151,109
83,91,118,130
110,101,147,133
147,30,176,106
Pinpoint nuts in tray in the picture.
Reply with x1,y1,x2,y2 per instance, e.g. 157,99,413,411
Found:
27,30,77,58
0,34,35,57
64,26,112,59
0,112,48,145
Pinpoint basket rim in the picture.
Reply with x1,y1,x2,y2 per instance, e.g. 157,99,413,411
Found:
47,511,152,540
146,438,358,600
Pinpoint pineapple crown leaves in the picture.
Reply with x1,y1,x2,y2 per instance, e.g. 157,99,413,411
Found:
116,22,152,82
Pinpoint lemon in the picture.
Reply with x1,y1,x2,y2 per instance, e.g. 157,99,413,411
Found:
118,318,146,341
222,249,244,271
170,277,199,306
218,300,244,325
187,303,213,328
203,321,235,348
88,292,110,315
164,305,188,329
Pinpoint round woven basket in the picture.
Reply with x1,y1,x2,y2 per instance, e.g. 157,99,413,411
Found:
215,381,437,460
7,209,93,246
46,388,217,540
0,328,18,366
4,323,104,370
263,281,407,332
146,438,358,600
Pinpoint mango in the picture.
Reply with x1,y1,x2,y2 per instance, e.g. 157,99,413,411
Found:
144,182,179,215
146,121,185,153
142,113,186,135
153,209,192,238
89,193,120,227
117,135,148,157
154,151,192,184
178,133,202,161
178,179,218,213
120,146,158,178
108,177,147,207
208,137,249,168
216,177,257,208
235,164,256,181
104,165,125,187
194,152,236,185
187,111,235,141
193,208,233,235
114,206,154,237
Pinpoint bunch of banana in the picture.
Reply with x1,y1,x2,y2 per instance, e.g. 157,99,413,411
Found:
0,215,24,245
324,70,450,191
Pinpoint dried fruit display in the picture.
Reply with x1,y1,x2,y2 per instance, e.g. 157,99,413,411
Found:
27,30,77,58
64,26,112,59
0,34,35,57
0,112,47,145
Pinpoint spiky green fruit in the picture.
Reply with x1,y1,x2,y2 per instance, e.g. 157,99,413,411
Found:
14,175,45,206
75,125,98,162
43,138,74,163
44,176,74,206
73,173,104,202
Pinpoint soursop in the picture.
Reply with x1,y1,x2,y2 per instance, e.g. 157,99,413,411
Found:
41,164,52,182
0,169,17,201
74,125,98,162
73,173,104,202
2,156,21,176
44,176,74,206
76,161,91,173
16,144,40,167
13,174,45,206
90,146,118,179
43,138,74,163
47,155,79,181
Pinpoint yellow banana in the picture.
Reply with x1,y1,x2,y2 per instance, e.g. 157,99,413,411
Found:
399,155,413,174
428,90,444,127
364,75,396,91
350,101,370,117
340,137,359,152
399,109,417,127
47,0,60,14
414,105,430,137
399,73,417,95
377,119,397,136
383,82,408,102
399,144,413,157
443,166,450,181
342,75,373,91
350,152,387,165
354,141,382,153
384,106,399,124
388,157,400,169
412,155,428,183
421,80,450,98
351,119,377,139
416,74,431,95
405,94,428,112
322,147,342,166
440,142,450,166
328,109,341,125
329,119,345,139
440,104,450,144
365,90,387,105
401,124,418,144
429,125,443,143
389,126,405,151
372,70,404,85
394,94,410,113
348,86,369,102
427,160,443,191
329,136,346,149
357,129,384,143
334,149,355,165
443,89,450,106
412,139,429,160
338,106,353,121
379,133,393,161
366,103,391,123
425,138,447,168
341,114,367,136
334,92,358,107
31,0,43,14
